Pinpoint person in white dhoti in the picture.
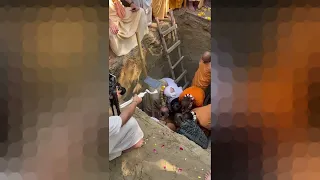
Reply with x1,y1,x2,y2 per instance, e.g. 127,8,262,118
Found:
109,94,144,161
109,0,149,56
132,0,153,25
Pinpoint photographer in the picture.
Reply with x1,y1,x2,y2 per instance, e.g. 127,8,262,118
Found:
109,94,144,161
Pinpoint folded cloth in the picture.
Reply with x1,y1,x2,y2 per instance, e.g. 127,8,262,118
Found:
162,78,183,103
177,119,208,149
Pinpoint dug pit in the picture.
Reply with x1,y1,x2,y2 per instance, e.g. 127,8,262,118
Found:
109,8,211,180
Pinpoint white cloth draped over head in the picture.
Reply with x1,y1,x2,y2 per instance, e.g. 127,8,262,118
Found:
162,78,183,103
109,0,149,56
109,116,144,161
132,0,153,25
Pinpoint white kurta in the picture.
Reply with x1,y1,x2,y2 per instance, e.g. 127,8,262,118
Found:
109,116,144,161
109,0,149,56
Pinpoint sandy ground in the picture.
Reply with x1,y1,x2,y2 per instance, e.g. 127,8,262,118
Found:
109,108,211,180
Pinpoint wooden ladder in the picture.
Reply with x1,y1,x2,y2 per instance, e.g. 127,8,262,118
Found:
155,10,189,89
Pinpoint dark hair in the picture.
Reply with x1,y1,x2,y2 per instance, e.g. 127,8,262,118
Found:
173,113,184,127
181,96,193,113
170,98,181,113
159,107,169,120
182,112,193,121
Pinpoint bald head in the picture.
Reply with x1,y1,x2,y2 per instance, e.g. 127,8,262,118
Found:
202,51,211,63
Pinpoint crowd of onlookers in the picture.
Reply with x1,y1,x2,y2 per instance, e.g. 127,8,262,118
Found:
109,0,207,56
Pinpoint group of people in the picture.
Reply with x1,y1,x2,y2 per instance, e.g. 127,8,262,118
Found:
109,51,211,178
142,51,211,148
109,51,211,158
109,0,206,56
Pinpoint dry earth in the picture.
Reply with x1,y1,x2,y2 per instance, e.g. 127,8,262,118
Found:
109,108,211,180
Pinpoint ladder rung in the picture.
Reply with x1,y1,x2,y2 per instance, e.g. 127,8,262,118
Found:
159,18,171,22
183,81,190,90
161,24,177,37
175,70,187,84
171,56,184,70
166,40,181,54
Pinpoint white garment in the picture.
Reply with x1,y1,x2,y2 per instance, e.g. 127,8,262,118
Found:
132,0,153,25
109,0,149,56
162,78,183,103
109,116,144,161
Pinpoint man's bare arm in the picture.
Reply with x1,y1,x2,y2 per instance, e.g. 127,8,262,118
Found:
119,101,138,126
119,94,142,126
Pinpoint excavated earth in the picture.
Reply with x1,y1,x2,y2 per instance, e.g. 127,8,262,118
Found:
109,9,211,180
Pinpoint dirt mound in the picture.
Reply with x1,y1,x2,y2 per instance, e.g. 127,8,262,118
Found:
109,108,211,180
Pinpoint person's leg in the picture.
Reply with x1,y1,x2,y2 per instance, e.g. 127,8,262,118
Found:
205,170,211,180
110,117,144,159
188,0,195,11
193,0,200,10
123,138,144,153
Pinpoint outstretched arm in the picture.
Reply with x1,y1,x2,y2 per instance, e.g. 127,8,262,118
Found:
119,94,142,126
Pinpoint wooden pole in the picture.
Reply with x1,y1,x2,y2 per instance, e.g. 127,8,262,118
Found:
135,32,148,78
184,0,187,8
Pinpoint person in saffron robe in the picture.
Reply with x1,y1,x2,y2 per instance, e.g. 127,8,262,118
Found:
192,51,211,90
151,0,170,19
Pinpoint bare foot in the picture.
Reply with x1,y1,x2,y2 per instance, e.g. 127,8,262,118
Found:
205,171,211,180
132,139,144,148
123,139,144,153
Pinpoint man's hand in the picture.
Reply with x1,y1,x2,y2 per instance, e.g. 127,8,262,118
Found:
114,0,126,19
130,3,140,12
116,86,122,97
120,94,142,126
109,21,119,35
132,94,142,105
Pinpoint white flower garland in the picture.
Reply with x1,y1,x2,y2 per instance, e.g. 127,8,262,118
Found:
190,111,197,121
184,94,194,101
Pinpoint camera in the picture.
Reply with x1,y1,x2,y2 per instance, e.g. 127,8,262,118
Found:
109,73,126,115
109,73,126,97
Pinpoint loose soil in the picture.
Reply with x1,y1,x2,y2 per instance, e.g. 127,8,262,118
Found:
109,8,211,180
